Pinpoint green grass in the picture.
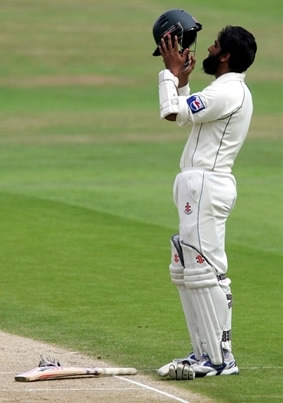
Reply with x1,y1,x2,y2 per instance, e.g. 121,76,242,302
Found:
0,0,282,402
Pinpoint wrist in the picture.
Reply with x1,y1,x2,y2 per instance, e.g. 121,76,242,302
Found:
178,84,190,97
179,79,188,88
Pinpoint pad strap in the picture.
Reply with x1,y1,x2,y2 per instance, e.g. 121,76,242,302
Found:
171,234,184,267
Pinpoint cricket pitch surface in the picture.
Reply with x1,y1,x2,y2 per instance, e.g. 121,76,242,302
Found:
0,330,214,402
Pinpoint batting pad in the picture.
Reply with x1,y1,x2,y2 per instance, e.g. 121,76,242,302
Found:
169,235,203,360
182,243,229,366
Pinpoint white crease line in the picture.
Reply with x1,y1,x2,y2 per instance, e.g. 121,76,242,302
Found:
115,376,190,403
241,367,283,370
0,388,137,392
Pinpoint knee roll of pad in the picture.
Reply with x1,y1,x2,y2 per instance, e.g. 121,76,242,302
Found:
184,267,218,288
169,265,184,287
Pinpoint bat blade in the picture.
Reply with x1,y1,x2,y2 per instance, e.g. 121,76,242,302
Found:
15,365,137,382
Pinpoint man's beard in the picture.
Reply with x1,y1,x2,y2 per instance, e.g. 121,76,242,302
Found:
202,53,221,75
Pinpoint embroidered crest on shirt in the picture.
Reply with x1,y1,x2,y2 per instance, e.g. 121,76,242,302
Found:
184,202,192,215
187,95,205,114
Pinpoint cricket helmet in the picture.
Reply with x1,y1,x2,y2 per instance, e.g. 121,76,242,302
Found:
152,9,202,56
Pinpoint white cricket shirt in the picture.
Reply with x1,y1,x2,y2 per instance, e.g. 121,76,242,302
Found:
178,72,253,173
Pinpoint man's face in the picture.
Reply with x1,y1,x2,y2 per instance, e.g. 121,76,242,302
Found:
202,38,222,75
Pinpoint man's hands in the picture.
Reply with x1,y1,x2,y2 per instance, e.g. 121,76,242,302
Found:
159,35,196,88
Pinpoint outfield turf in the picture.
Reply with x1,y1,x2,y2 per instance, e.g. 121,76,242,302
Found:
0,1,282,402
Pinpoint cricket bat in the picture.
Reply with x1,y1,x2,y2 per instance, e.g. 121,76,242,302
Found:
15,356,137,382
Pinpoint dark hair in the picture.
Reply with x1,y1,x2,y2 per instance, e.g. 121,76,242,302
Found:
218,26,257,72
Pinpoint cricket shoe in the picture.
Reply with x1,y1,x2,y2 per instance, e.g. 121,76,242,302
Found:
157,352,200,379
192,353,239,377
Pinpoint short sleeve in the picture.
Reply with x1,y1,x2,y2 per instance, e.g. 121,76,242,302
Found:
186,83,242,123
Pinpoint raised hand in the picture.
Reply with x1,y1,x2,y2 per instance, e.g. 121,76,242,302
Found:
159,35,196,87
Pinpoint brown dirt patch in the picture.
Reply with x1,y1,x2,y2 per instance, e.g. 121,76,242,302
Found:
248,114,282,139
0,75,136,88
0,330,214,403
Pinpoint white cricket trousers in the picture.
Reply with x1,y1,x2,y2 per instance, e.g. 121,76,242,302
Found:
173,168,237,277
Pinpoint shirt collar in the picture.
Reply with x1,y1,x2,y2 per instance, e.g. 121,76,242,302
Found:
213,72,246,83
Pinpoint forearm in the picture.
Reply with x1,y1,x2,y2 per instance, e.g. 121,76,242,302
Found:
158,69,191,123
158,69,179,119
